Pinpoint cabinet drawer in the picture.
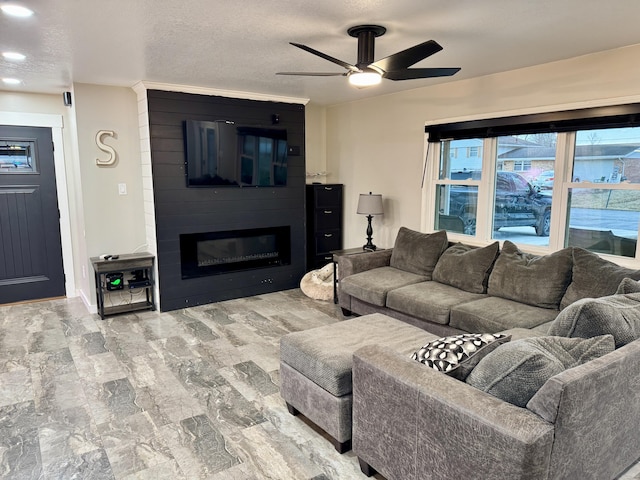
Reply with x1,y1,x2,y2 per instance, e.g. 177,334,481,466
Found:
314,185,342,208
312,254,334,269
314,209,341,230
314,231,342,254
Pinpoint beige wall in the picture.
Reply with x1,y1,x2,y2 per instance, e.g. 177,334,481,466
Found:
72,83,146,304
326,44,640,250
304,102,327,182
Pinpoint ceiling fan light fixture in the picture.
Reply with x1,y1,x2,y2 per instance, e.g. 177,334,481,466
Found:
348,70,382,87
281,24,460,87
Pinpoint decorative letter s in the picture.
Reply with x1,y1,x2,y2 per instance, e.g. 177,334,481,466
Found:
95,130,117,166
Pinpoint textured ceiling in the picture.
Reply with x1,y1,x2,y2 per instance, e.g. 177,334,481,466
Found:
1,0,640,105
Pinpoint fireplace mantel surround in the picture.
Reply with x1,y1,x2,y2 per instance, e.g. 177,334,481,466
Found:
134,83,309,311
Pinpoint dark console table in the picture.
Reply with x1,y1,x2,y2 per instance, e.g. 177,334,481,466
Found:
90,252,155,319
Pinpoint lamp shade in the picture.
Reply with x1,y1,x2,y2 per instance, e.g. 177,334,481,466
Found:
357,193,384,215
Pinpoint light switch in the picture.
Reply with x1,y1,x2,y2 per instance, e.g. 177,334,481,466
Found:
118,183,127,195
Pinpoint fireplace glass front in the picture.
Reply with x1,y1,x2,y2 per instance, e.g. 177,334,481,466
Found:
180,226,291,279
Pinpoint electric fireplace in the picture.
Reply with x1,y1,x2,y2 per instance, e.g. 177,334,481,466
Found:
180,226,291,279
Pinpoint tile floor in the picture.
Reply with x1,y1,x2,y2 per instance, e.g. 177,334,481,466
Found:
0,289,638,479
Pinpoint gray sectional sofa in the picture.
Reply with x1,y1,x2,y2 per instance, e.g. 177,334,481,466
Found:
353,333,640,480
280,227,640,479
338,227,640,336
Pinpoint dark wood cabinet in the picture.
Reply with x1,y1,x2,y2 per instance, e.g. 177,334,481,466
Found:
306,184,343,270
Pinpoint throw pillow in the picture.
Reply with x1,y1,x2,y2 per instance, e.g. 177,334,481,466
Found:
560,248,640,309
466,335,614,407
433,242,500,294
616,277,640,294
411,333,510,380
389,227,448,278
548,292,640,347
487,241,572,309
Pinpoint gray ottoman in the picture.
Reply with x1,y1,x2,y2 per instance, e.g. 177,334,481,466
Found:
280,313,435,452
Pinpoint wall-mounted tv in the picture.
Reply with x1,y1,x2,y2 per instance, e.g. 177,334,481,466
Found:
184,120,288,187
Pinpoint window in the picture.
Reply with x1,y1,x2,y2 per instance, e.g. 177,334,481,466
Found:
433,139,481,235
435,184,478,235
0,140,37,174
424,103,640,259
565,127,640,257
491,134,556,246
513,160,532,171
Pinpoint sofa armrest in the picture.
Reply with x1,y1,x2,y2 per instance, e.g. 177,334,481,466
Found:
527,338,640,479
337,249,393,279
337,250,393,312
352,344,554,480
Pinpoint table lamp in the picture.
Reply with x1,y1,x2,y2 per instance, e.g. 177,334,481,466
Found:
357,192,384,251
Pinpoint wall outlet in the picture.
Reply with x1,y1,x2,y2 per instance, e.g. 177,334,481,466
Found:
118,183,127,195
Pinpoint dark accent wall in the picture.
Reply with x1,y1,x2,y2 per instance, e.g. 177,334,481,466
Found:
147,90,306,311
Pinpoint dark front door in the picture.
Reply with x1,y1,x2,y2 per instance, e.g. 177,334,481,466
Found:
0,125,65,304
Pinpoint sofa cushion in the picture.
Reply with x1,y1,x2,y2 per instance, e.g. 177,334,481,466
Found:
560,248,640,309
411,333,510,380
616,277,640,294
488,241,572,309
387,281,487,325
548,293,640,347
432,242,499,294
450,296,560,333
340,266,427,307
466,335,615,407
389,227,448,278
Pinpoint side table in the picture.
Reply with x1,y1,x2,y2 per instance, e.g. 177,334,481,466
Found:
90,252,155,319
331,248,387,304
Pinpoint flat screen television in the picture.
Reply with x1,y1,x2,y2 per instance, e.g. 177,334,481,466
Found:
184,120,288,187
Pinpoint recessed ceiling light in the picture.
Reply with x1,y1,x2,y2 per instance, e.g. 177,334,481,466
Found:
2,51,26,61
1,4,34,17
2,78,22,85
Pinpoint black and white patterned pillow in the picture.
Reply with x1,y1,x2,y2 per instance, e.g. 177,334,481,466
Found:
411,333,510,380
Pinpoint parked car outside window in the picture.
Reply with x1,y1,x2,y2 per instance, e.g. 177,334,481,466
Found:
533,170,554,191
447,171,552,236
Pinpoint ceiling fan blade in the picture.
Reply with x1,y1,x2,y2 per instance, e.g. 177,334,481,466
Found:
276,71,347,77
383,67,461,80
290,43,358,72
371,40,443,72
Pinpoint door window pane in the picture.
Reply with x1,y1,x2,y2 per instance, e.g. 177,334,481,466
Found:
492,134,556,246
0,140,37,173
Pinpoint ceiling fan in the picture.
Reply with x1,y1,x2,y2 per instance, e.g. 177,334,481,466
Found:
277,25,461,87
